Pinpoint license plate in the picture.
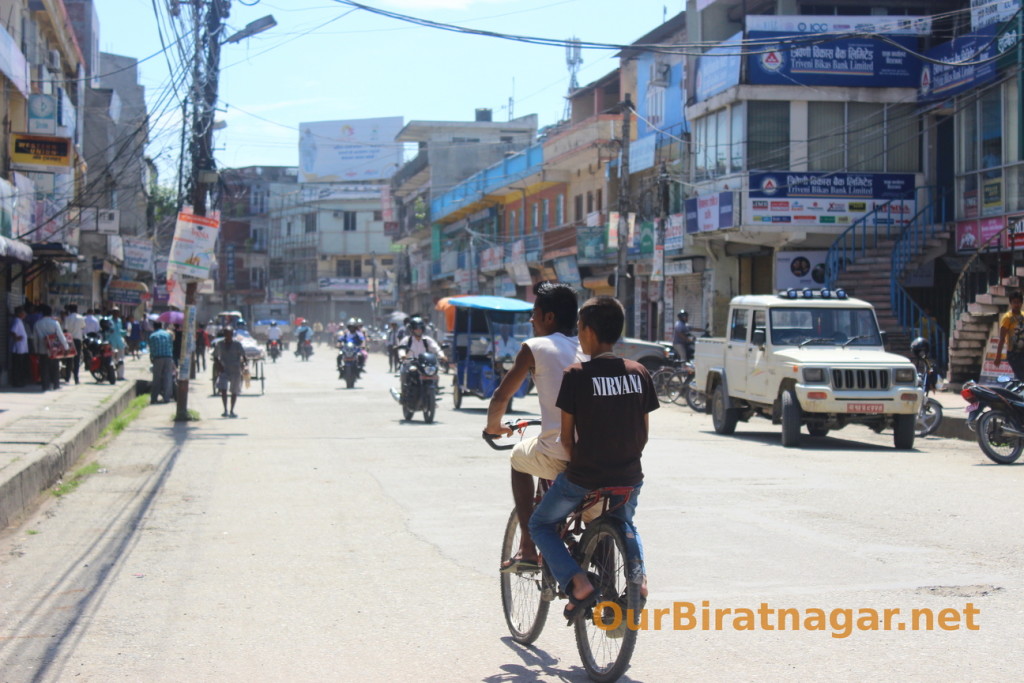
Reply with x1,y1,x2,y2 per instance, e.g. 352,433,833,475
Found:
965,403,979,414
847,403,884,413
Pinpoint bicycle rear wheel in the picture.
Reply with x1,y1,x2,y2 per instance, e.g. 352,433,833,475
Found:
574,520,640,682
666,372,687,404
500,509,550,644
651,368,675,404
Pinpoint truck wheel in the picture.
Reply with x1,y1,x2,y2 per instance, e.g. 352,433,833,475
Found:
893,414,916,450
711,385,738,435
780,389,801,448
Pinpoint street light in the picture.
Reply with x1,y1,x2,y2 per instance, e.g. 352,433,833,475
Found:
223,15,277,44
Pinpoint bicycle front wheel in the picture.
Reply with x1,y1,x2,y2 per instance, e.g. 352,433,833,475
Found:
651,368,675,404
574,520,640,682
500,509,549,644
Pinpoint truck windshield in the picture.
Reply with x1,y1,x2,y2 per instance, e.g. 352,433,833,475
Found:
769,308,882,347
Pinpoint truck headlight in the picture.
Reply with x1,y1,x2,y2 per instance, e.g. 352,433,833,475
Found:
894,368,916,384
802,368,825,383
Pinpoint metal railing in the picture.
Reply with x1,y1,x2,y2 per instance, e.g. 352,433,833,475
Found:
825,200,900,289
889,187,949,366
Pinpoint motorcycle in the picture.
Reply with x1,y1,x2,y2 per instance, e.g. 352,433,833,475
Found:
297,339,313,361
82,332,117,384
391,352,439,423
337,341,362,388
961,376,1024,464
915,357,943,438
267,339,281,363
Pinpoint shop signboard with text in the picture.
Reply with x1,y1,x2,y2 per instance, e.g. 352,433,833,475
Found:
747,173,915,228
685,192,734,233
956,216,1006,252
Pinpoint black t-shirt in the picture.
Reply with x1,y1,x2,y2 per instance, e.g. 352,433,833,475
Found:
556,356,659,489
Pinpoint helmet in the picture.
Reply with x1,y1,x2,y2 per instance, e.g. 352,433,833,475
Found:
409,316,425,331
355,318,364,326
346,317,358,327
910,337,930,359
271,321,278,327
678,309,688,318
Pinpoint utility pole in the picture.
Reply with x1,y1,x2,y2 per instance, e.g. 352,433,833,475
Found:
657,162,669,340
616,94,633,326
176,0,228,421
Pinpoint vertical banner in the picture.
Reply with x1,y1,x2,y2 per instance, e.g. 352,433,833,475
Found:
168,212,220,279
651,244,665,281
607,211,619,249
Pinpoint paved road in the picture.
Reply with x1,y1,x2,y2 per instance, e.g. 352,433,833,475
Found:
1,349,1022,682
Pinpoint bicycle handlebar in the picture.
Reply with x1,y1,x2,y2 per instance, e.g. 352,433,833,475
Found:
482,419,543,450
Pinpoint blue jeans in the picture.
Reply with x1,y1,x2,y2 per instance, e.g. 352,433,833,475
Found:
528,473,645,594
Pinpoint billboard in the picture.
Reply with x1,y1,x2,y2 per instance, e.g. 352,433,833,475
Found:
746,173,916,228
298,117,404,183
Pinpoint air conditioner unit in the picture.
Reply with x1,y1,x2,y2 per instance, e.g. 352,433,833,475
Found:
47,49,61,73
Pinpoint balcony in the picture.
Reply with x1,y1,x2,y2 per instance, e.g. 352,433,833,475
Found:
431,144,545,222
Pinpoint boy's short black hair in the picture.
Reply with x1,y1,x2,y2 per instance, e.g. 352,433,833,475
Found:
533,281,578,333
1011,290,1024,303
578,296,624,344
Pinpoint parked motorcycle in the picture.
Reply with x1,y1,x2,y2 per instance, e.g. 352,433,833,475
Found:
911,338,943,438
337,341,362,388
82,332,117,384
961,376,1024,464
390,352,439,423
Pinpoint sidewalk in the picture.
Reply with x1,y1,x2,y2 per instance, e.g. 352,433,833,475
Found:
928,389,974,442
0,356,151,530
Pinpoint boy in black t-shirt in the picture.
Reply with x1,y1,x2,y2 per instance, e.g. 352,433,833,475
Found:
528,296,659,624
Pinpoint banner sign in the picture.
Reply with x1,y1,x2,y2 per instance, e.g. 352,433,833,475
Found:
956,216,1006,251
577,225,608,265
479,246,503,272
10,133,72,168
106,279,148,305
747,173,915,227
318,277,370,291
775,250,828,290
746,15,932,35
665,213,685,250
553,256,581,286
747,32,919,88
685,192,735,233
695,33,743,102
919,24,1009,102
972,0,1020,30
168,212,220,280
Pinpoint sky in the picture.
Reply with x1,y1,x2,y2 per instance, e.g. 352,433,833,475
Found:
93,0,687,184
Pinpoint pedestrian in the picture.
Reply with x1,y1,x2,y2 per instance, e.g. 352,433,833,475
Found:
33,304,69,391
313,320,324,346
528,296,657,623
84,308,100,336
212,326,246,417
195,323,209,371
387,321,403,373
126,314,142,358
105,307,127,380
23,303,40,384
63,304,86,384
995,291,1024,380
148,321,175,403
9,306,30,387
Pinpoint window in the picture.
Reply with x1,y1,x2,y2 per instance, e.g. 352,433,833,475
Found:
747,101,789,171
596,189,603,212
555,194,565,226
730,104,745,172
574,195,584,222
730,308,749,342
336,260,351,277
373,210,383,221
958,81,1021,217
531,203,539,232
808,102,919,173
304,213,316,233
343,211,357,231
509,209,518,237
586,191,594,214
542,199,550,230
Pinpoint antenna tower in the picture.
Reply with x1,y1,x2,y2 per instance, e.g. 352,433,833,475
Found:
563,37,582,121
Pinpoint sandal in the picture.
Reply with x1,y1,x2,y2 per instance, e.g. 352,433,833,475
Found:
563,574,602,625
499,556,540,574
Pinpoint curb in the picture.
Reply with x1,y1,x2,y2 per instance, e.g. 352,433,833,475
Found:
931,414,976,443
0,379,142,530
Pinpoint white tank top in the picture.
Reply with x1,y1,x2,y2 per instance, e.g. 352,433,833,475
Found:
524,333,585,460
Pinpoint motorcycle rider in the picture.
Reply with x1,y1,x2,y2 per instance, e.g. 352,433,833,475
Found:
672,309,692,362
397,317,445,398
338,317,368,372
294,320,313,357
266,321,283,354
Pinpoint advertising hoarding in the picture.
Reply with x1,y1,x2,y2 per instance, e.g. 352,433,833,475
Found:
298,117,404,183
168,212,220,280
776,250,829,290
695,33,742,102
746,173,915,228
919,24,1008,102
685,192,735,233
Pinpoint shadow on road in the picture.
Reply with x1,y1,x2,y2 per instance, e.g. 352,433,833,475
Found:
703,429,918,453
482,637,643,682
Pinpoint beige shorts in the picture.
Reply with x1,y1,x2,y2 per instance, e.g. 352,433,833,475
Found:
511,433,599,522
216,370,242,395
510,432,567,480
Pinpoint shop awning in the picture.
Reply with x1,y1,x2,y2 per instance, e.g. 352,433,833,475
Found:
31,242,80,262
0,235,33,263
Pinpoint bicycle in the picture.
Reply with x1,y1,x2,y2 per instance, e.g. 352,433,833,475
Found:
651,360,705,411
484,420,644,682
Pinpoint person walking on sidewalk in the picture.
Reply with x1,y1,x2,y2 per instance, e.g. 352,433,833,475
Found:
34,304,68,391
994,291,1024,380
212,327,246,417
105,308,127,380
9,306,29,387
148,321,175,404
63,304,86,384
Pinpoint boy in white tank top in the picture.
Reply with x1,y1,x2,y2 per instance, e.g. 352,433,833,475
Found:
485,282,585,573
